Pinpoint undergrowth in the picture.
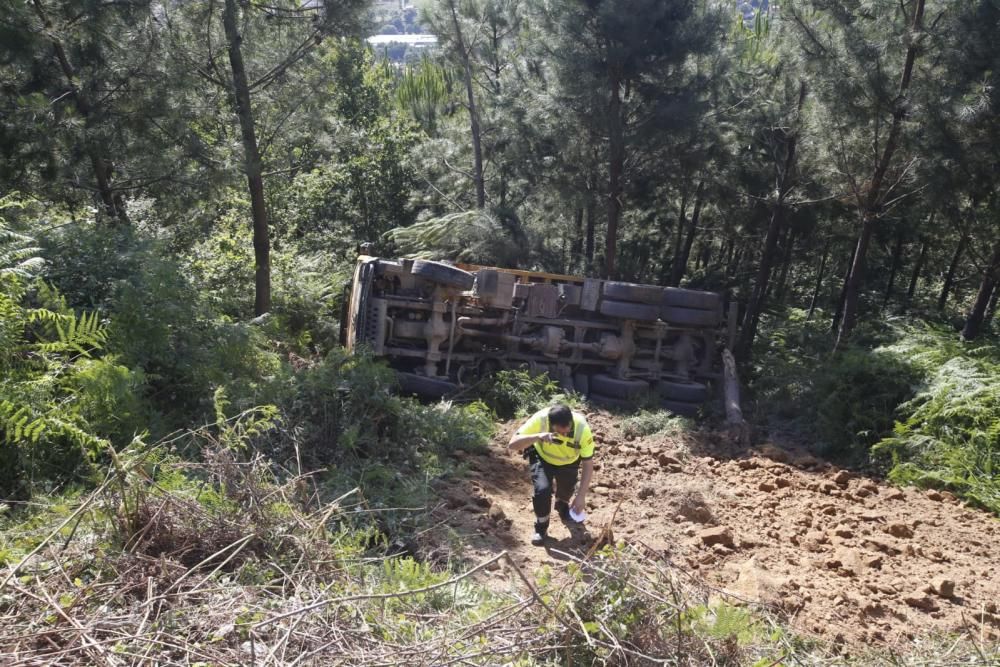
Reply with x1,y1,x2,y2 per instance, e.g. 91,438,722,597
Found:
873,325,1000,514
752,310,1000,515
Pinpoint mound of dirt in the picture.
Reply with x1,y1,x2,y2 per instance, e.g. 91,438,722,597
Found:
428,409,1000,650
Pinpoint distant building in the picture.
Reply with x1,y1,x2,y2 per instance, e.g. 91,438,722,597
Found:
738,0,769,22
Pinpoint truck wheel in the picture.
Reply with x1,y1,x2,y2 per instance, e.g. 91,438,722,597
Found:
603,281,664,305
572,372,590,396
590,393,637,410
410,260,475,290
396,372,458,399
599,299,660,321
590,374,649,399
660,305,721,327
661,287,721,310
660,398,700,417
656,379,708,402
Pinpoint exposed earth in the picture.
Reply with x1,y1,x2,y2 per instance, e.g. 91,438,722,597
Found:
428,410,1000,651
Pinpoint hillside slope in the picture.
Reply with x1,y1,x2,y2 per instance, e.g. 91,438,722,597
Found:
431,410,1000,650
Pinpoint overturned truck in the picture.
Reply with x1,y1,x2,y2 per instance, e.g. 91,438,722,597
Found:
341,256,732,415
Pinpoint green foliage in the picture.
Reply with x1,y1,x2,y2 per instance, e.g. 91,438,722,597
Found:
812,348,920,461
386,210,526,266
873,326,1000,514
0,194,44,280
395,58,453,135
751,309,920,462
477,369,579,420
621,409,690,438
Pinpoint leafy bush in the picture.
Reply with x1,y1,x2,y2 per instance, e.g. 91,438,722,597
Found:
477,369,580,420
873,326,1000,514
812,348,920,461
621,409,691,438
750,309,920,462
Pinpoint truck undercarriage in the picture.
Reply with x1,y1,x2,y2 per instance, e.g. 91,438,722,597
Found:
342,257,731,414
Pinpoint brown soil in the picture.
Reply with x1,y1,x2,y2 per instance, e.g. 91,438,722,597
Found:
428,410,1000,650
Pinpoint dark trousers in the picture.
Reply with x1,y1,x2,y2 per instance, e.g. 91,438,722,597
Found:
527,449,579,518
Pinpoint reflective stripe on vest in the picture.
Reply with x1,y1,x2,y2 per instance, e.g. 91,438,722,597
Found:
536,415,583,464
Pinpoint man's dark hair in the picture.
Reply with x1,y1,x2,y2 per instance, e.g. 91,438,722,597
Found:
548,404,573,428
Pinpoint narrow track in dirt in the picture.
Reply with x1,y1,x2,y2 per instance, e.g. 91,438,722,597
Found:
427,409,1000,649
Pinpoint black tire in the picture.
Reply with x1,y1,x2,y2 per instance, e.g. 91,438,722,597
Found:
660,305,721,327
396,372,457,399
590,373,650,399
599,299,660,321
572,372,590,396
410,260,475,290
656,379,708,402
590,393,637,410
660,399,700,417
603,281,664,305
661,287,722,311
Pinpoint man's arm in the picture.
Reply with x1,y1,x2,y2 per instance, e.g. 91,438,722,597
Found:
572,458,594,513
508,432,552,453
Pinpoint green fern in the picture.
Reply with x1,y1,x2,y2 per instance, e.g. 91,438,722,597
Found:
874,329,1000,515
27,308,108,358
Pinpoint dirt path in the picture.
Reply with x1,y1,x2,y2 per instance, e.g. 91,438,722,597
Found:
428,409,1000,649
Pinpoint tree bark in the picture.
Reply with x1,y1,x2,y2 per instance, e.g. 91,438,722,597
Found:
903,236,928,313
883,228,906,309
985,280,1000,329
447,0,485,209
961,241,1000,340
605,72,625,279
835,0,925,349
670,181,705,286
663,192,689,285
571,207,584,273
585,183,596,273
774,227,797,303
735,81,807,358
30,0,128,225
831,242,858,333
223,0,270,315
807,237,830,319
938,234,967,311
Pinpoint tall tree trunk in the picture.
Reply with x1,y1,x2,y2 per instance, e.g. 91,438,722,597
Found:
938,235,967,311
585,189,596,273
807,238,831,319
447,0,485,209
883,228,906,308
903,235,929,313
670,181,705,286
664,193,689,285
835,0,925,349
736,206,785,358
605,74,625,279
30,0,128,225
774,228,798,303
735,84,805,358
223,0,270,315
832,243,858,333
723,240,735,276
985,280,1000,329
571,207,584,273
961,241,1000,340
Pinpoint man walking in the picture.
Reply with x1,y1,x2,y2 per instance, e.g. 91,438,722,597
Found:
508,404,596,546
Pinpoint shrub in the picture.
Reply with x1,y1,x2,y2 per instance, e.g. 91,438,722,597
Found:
477,369,580,420
873,327,1000,514
812,348,920,461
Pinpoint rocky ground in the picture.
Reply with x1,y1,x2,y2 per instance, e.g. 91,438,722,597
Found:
428,410,1000,652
